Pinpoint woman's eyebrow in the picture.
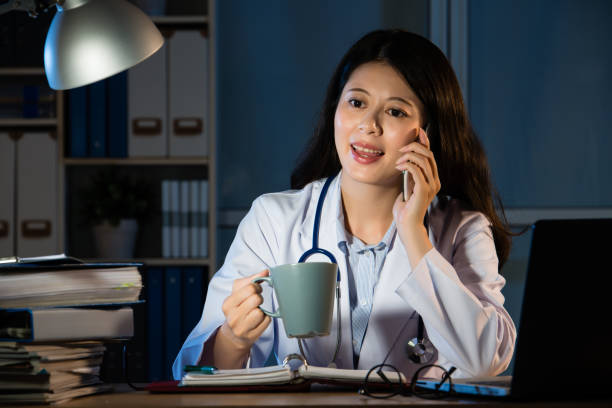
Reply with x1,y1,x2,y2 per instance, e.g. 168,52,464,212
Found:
346,87,369,94
346,88,415,107
388,96,415,107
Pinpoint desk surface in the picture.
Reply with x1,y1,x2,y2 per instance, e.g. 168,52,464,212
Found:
24,386,612,408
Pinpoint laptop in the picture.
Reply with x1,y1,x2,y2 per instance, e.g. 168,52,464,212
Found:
416,219,612,399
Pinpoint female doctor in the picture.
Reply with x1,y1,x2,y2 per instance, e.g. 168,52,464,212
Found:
173,30,516,380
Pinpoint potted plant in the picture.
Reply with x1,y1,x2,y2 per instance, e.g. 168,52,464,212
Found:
79,169,154,259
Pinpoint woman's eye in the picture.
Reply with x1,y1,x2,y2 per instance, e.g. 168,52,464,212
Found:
387,108,407,118
348,98,363,108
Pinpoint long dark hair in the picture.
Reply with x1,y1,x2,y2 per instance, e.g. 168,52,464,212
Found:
290,30,512,267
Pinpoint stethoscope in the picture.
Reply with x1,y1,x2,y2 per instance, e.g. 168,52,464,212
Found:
296,174,434,367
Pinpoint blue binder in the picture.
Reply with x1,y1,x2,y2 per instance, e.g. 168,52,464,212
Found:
164,267,181,380
68,86,88,157
88,80,107,157
146,267,164,382
107,72,128,158
181,267,203,343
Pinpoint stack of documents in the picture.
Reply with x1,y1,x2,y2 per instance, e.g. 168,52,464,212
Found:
0,254,143,403
0,255,142,309
0,341,112,405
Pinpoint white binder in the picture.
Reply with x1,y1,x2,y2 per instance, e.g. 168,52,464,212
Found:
168,30,209,157
128,42,168,157
16,132,59,257
0,132,15,257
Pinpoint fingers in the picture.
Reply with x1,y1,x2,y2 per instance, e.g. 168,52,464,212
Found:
221,269,272,349
227,298,268,338
401,161,428,196
418,127,429,148
397,127,441,194
224,270,269,312
396,151,434,184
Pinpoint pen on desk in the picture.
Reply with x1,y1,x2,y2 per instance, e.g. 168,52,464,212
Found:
184,365,217,374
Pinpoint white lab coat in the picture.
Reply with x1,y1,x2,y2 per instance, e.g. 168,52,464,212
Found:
173,174,516,380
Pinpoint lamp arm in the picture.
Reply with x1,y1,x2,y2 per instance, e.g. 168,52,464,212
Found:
0,0,58,17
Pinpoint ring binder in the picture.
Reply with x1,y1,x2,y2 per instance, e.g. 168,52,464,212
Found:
282,353,308,369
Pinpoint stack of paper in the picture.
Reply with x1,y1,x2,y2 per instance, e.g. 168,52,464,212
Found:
0,255,143,404
0,342,112,404
0,257,142,309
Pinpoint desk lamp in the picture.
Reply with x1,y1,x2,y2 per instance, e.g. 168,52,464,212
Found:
0,0,164,90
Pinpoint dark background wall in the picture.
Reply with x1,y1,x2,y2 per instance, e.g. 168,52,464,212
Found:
469,0,612,337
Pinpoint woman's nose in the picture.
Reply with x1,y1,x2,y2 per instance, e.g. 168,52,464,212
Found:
358,112,382,136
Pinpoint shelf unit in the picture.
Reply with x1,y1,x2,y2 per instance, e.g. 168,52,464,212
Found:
1,3,217,382
61,6,217,273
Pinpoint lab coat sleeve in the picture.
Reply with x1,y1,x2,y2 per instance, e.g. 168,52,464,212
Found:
396,212,516,377
172,196,280,379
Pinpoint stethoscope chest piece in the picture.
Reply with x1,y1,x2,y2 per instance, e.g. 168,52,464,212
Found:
406,336,435,365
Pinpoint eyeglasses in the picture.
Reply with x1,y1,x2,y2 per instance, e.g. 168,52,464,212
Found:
359,363,456,399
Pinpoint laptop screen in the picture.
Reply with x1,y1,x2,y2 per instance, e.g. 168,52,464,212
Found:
511,219,612,399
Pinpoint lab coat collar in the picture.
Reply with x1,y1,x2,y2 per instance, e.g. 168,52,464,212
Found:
298,172,343,245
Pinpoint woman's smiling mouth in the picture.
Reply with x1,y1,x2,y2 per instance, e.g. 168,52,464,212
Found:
350,143,384,163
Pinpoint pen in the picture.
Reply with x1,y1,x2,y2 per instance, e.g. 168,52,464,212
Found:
184,365,217,374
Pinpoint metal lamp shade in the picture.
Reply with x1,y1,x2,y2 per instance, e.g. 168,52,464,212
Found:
44,0,164,90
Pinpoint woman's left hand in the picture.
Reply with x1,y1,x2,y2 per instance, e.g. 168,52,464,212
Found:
393,127,441,229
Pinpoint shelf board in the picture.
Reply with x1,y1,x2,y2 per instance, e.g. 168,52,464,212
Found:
82,258,210,266
0,118,57,127
63,157,209,166
0,67,45,76
151,15,208,25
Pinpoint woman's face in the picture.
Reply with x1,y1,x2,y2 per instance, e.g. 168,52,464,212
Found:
334,61,425,189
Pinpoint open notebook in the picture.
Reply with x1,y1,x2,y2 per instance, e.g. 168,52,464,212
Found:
417,219,612,399
180,364,406,387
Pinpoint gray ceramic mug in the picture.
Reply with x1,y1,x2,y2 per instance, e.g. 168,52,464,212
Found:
252,262,338,338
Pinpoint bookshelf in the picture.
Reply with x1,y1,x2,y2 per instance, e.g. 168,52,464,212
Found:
1,0,217,382
62,5,217,272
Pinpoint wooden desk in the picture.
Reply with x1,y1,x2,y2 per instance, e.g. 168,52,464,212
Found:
27,386,612,408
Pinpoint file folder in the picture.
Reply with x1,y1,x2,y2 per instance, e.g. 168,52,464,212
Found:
168,30,209,157
128,42,168,157
16,132,59,257
0,306,134,342
0,132,15,257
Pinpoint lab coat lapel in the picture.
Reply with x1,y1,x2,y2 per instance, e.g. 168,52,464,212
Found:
357,239,419,370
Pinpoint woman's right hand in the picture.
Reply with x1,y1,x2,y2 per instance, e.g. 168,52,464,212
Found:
219,270,272,355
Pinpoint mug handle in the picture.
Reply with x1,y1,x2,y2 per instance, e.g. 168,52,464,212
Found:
251,277,281,318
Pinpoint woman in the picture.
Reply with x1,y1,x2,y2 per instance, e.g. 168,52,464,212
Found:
173,30,516,380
